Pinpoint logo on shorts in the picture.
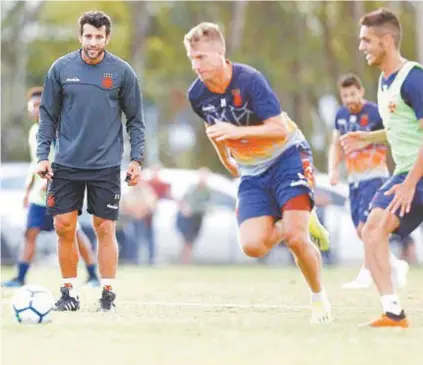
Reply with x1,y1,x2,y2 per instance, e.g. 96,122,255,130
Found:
107,203,118,210
47,194,55,208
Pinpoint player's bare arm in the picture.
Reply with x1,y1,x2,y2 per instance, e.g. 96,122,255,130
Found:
23,173,35,208
205,123,239,177
206,113,289,142
385,118,423,217
328,130,344,186
340,129,388,155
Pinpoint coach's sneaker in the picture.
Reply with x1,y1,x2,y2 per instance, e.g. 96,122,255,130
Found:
341,267,372,289
310,291,332,324
54,286,80,311
309,209,330,252
1,277,24,288
98,288,116,312
360,311,410,328
392,260,409,289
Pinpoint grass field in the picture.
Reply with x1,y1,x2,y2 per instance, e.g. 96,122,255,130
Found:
1,265,422,365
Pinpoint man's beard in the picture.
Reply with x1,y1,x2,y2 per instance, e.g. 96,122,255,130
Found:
84,48,104,60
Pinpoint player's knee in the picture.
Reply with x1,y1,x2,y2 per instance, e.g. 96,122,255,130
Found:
54,217,77,238
241,238,268,258
283,229,308,253
361,221,382,247
93,218,115,237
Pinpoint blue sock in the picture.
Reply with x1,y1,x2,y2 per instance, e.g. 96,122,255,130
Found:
86,264,98,280
17,262,30,282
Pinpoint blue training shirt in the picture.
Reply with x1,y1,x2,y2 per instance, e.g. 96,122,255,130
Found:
188,62,305,176
335,101,389,184
37,50,145,169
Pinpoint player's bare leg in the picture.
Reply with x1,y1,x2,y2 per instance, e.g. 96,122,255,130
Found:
342,221,408,290
341,223,372,289
239,210,330,324
360,208,409,328
1,228,40,287
76,228,100,286
180,242,193,264
239,216,280,258
54,210,80,311
93,215,118,311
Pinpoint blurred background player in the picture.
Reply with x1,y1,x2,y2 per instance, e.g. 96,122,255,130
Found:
328,73,408,289
185,22,331,323
176,167,211,264
342,8,423,327
2,87,100,288
120,178,158,265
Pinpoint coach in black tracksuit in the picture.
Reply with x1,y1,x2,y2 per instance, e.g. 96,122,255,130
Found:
36,11,145,312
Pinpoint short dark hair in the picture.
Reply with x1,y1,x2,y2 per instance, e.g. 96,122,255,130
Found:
78,10,112,36
360,8,402,48
26,86,43,100
338,73,363,89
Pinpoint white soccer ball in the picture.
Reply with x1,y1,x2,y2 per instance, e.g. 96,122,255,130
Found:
11,285,55,324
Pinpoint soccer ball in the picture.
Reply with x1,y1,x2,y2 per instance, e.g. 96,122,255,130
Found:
11,285,55,324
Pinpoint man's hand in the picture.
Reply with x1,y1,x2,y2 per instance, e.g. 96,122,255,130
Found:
328,169,339,186
126,160,141,187
206,121,245,142
340,131,372,155
36,160,53,181
385,181,416,217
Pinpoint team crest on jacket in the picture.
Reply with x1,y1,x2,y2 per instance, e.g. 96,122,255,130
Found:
102,73,116,89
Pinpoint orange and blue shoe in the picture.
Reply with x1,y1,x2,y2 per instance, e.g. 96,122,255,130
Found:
360,311,409,328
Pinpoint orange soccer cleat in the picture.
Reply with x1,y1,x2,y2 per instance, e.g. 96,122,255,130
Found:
361,313,410,328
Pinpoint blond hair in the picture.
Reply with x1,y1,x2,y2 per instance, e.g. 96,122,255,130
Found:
184,22,225,51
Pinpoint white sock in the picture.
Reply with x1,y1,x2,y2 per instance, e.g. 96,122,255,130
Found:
62,278,78,297
311,289,327,303
101,278,115,291
359,267,371,275
389,251,400,266
380,294,402,315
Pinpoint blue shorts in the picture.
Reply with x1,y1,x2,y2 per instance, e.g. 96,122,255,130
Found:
370,173,423,238
349,177,387,227
237,143,315,225
26,204,55,231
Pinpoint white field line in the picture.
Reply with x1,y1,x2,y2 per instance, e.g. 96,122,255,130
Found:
102,300,423,312
2,299,422,312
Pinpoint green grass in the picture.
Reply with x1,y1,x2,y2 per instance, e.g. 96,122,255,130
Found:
1,265,422,365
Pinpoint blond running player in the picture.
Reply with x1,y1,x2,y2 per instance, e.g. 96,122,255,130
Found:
184,23,331,323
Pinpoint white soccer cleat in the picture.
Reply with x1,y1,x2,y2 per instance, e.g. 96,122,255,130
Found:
310,299,332,324
393,260,409,289
341,268,372,289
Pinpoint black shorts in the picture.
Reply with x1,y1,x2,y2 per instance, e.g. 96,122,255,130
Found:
46,163,121,220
